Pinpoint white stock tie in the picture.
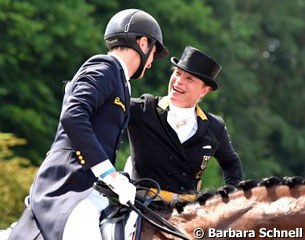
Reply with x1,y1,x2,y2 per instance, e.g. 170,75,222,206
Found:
167,104,198,143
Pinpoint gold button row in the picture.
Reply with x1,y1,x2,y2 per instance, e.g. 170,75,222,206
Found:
76,151,86,165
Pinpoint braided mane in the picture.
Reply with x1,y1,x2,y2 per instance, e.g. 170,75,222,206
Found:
174,176,305,212
142,176,305,239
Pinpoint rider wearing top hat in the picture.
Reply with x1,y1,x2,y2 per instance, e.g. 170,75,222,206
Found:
126,46,243,198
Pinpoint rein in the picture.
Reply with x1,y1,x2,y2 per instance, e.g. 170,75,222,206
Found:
93,178,189,240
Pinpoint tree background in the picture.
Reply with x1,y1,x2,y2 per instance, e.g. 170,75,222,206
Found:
1,0,305,228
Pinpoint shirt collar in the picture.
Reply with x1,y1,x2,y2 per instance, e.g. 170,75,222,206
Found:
109,53,131,94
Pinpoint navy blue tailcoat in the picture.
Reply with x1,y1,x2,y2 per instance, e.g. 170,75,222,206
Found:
9,54,130,240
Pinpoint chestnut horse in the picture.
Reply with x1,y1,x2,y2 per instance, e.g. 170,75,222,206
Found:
141,176,305,240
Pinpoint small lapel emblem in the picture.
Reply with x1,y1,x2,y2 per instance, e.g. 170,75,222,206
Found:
114,97,126,112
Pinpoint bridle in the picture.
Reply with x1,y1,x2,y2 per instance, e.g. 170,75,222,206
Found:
93,177,189,240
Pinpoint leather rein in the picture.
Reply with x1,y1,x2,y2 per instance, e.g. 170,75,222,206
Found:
93,178,189,240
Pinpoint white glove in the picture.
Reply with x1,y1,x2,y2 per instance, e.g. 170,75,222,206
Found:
101,172,136,205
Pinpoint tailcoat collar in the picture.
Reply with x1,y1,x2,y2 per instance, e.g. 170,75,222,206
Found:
158,96,208,121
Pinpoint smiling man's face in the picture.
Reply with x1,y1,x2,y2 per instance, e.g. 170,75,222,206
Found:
168,67,211,108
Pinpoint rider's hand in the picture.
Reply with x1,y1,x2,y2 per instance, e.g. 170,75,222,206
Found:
100,172,136,205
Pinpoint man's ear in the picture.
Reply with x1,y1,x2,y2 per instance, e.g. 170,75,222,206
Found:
137,37,149,53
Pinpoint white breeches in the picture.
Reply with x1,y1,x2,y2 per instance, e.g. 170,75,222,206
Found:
63,189,138,240
63,189,109,240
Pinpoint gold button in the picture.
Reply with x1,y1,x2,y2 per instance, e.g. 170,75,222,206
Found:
80,160,85,165
78,156,83,160
76,151,81,156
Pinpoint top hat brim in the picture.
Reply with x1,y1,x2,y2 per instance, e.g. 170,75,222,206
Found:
171,57,219,90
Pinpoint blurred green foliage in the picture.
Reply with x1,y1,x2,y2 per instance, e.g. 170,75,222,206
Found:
1,0,305,228
0,133,37,228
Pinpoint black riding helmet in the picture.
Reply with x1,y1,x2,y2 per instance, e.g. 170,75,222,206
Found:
104,9,169,79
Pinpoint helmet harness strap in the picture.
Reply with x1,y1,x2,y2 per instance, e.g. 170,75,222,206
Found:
122,14,157,79
126,35,156,79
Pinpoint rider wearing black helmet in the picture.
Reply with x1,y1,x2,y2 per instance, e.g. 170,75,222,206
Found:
104,9,168,79
7,9,168,240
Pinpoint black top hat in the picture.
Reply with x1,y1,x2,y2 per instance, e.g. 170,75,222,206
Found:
171,46,222,90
